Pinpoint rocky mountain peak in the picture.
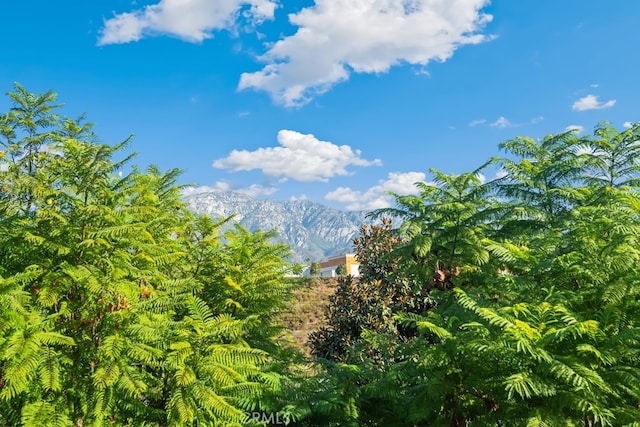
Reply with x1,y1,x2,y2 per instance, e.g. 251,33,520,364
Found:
183,191,369,261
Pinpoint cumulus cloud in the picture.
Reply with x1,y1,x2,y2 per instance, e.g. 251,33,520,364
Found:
572,94,616,111
213,130,382,182
183,182,277,197
490,116,512,128
565,124,584,133
623,121,634,129
325,171,427,211
239,0,492,106
98,0,276,45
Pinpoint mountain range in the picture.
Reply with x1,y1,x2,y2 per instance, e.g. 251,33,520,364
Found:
183,191,370,262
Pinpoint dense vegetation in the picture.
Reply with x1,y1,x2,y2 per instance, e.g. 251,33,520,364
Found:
1,84,639,426
0,85,298,426
307,122,640,426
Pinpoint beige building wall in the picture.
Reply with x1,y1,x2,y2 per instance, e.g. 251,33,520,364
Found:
317,254,360,277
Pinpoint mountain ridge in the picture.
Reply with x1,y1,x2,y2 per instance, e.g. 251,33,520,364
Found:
183,191,370,261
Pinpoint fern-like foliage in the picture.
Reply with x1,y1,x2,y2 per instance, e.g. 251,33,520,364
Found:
0,85,294,426
302,122,640,426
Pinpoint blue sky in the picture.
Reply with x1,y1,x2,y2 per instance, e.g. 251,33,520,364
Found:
1,0,638,211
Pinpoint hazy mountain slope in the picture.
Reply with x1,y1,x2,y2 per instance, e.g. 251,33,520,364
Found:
183,191,368,261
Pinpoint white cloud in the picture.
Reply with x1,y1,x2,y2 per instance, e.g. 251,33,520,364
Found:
98,0,276,45
238,183,278,197
478,169,507,182
565,124,584,133
623,121,634,129
213,130,382,182
572,94,616,111
490,116,512,128
477,171,510,183
469,119,487,127
493,169,508,180
182,182,233,196
182,182,277,197
325,171,427,211
239,0,492,106
471,116,541,128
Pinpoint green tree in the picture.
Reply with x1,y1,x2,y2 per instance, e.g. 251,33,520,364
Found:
309,262,321,276
305,219,429,426
303,122,640,426
0,85,296,427
334,264,346,276
391,123,640,426
190,221,296,353
0,82,60,177
310,219,410,362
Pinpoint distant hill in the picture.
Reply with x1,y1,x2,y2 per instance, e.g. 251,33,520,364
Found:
183,191,369,261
